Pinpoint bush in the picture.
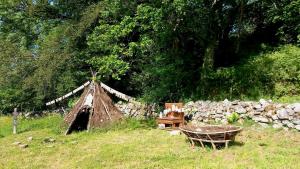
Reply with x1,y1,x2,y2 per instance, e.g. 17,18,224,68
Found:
138,45,300,103
227,112,240,124
68,97,79,108
201,45,300,101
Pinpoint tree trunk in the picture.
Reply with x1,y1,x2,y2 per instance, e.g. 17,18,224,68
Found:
202,41,216,71
200,40,217,96
236,0,244,53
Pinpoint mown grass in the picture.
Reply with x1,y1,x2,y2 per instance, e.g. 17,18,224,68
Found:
0,115,299,169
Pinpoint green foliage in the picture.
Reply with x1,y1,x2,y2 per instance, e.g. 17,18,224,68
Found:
275,96,300,103
200,45,300,101
67,97,79,108
227,112,240,124
88,55,129,80
265,0,300,43
0,0,97,111
0,0,299,112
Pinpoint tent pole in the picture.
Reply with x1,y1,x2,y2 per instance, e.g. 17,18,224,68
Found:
100,97,112,121
87,83,95,132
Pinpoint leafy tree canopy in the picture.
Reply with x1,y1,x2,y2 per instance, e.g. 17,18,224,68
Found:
0,0,299,113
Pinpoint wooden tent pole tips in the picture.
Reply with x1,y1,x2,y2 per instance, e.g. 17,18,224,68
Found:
90,68,98,83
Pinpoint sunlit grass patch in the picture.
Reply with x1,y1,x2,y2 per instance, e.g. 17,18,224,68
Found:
0,115,299,169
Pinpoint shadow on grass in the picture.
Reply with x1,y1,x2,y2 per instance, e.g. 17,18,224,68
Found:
90,118,157,133
229,141,245,147
17,128,31,134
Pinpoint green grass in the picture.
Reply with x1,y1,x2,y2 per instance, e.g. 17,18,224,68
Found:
0,115,299,169
273,95,300,103
0,115,63,137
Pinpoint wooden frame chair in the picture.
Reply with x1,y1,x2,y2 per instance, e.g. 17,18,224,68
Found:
157,103,185,129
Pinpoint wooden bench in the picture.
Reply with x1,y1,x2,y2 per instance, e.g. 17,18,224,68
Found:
180,125,242,150
157,103,184,129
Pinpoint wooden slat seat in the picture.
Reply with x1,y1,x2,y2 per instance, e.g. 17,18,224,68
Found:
191,138,231,143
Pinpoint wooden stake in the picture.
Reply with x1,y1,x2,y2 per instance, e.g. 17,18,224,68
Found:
12,108,18,134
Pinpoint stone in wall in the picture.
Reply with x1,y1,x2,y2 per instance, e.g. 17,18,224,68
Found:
292,103,300,113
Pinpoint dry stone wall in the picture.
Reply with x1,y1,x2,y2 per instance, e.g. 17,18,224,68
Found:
116,99,300,131
183,99,300,131
115,102,156,119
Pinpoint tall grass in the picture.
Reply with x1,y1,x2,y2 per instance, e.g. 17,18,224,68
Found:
0,114,64,138
0,114,157,138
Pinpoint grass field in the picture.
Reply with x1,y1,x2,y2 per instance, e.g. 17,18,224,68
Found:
0,115,299,169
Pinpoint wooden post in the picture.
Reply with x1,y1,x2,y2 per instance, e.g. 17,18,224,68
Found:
12,108,18,134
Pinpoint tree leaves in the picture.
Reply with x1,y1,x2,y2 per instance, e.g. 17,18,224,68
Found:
0,0,299,112
88,55,129,80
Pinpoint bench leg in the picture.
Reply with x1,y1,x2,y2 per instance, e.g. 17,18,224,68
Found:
211,142,216,150
199,140,204,148
179,122,183,127
190,139,195,149
225,141,229,149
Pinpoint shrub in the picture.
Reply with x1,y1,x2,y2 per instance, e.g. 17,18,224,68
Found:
200,45,300,101
227,112,240,124
68,97,79,108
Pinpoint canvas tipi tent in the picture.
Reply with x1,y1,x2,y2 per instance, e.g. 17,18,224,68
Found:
64,82,123,135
